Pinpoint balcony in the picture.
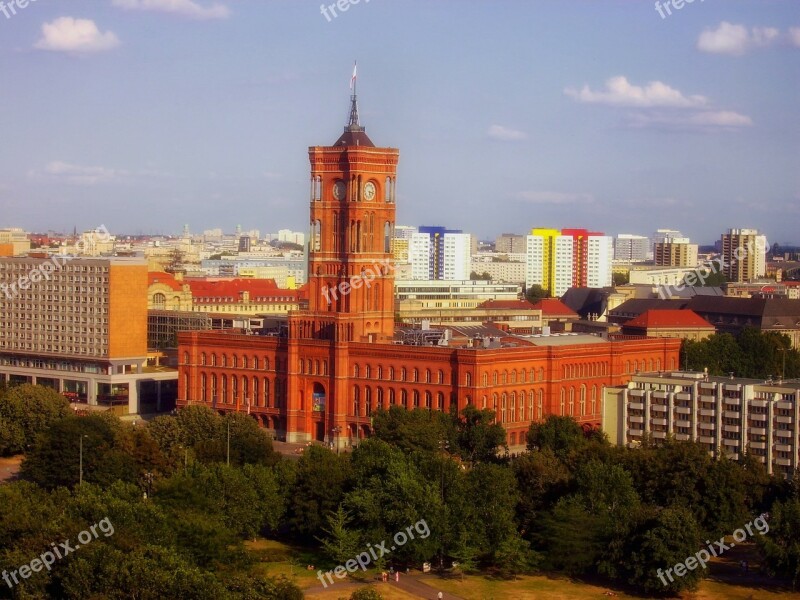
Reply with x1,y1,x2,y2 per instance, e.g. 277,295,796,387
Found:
775,444,792,452
629,428,644,436
750,400,768,409
775,458,793,467
629,416,644,424
776,430,792,438
675,433,690,441
676,392,691,401
629,390,645,398
723,438,740,447
675,419,691,428
699,408,715,417
652,418,667,426
777,401,793,411
776,416,793,424
750,427,766,436
749,442,766,450
698,421,715,430
724,398,741,407
675,406,691,415
750,413,767,421
724,425,741,433
628,402,643,410
724,410,740,419
651,404,667,413
652,431,667,439
653,391,668,400
698,435,715,444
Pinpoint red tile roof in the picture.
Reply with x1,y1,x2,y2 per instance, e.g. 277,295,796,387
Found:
148,272,184,291
625,309,714,330
529,298,580,318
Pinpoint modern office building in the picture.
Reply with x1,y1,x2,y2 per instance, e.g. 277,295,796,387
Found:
604,371,800,477
0,228,31,256
0,256,177,413
178,89,681,449
721,229,768,282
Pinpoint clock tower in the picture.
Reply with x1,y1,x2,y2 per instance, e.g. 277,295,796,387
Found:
297,84,399,343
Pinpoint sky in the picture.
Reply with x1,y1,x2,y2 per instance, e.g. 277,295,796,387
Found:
0,0,798,245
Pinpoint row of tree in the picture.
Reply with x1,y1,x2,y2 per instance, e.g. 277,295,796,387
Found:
3,383,800,597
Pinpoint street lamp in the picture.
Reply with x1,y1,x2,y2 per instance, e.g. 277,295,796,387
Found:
438,438,450,571
79,434,88,486
332,426,341,455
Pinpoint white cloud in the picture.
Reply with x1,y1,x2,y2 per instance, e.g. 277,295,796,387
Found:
487,124,528,142
624,110,753,131
697,22,780,56
790,27,800,47
35,17,120,53
41,161,125,185
564,76,707,108
112,0,230,20
515,191,594,205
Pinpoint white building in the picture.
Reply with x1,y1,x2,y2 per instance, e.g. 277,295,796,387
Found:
614,234,650,262
409,229,472,281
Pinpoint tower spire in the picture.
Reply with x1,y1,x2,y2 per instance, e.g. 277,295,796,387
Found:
346,61,364,132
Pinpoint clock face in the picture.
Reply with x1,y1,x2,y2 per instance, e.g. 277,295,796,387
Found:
333,180,346,201
364,181,376,201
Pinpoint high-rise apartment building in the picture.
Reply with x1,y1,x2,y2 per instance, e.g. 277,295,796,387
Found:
721,229,768,282
409,226,471,281
495,233,526,254
654,238,698,268
525,229,612,297
652,229,683,246
614,234,649,262
0,256,177,412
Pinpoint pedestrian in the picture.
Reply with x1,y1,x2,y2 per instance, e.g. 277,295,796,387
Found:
395,571,399,582
438,593,443,599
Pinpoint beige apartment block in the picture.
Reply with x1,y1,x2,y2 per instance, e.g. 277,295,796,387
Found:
604,371,800,477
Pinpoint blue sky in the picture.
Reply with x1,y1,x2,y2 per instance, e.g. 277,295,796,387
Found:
0,0,798,244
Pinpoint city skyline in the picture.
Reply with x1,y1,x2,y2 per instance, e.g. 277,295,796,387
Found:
1,1,798,243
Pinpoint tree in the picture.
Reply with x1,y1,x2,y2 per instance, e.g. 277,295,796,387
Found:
470,271,492,281
0,384,71,456
574,459,639,518
513,450,571,539
289,445,351,539
350,587,383,600
371,407,452,454
317,505,361,566
526,415,586,460
525,284,548,302
455,405,507,465
451,526,479,582
612,272,629,286
759,498,800,590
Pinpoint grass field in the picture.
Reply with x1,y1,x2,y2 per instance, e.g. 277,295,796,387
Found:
246,538,798,600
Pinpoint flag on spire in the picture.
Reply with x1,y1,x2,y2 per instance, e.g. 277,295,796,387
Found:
350,62,357,90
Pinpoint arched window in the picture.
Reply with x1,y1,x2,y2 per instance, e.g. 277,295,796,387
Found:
413,368,419,382
437,392,444,409
425,391,431,408
201,373,207,402
560,388,565,415
425,369,431,383
232,376,238,403
501,393,507,423
252,377,259,406
183,352,189,365
377,366,383,380
401,389,408,408
365,387,372,415
221,354,227,368
389,388,396,405
401,367,407,381
580,385,587,416
502,371,508,384
377,388,384,409
591,385,597,415
352,386,360,416
221,375,228,403
211,374,217,402
389,366,395,380
493,371,498,385
200,353,206,366
253,357,258,370
211,354,217,367
465,372,472,386
528,391,534,420
568,387,575,416
510,393,516,422
365,365,371,379
242,356,248,369
413,390,420,408
538,367,544,380
353,364,360,378
482,372,488,386
232,355,238,369
510,370,516,384
537,390,544,420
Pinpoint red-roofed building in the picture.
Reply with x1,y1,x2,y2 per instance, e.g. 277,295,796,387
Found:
147,271,308,315
621,309,715,341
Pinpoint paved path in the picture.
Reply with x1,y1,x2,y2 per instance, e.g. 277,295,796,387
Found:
303,572,464,600
389,573,464,599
